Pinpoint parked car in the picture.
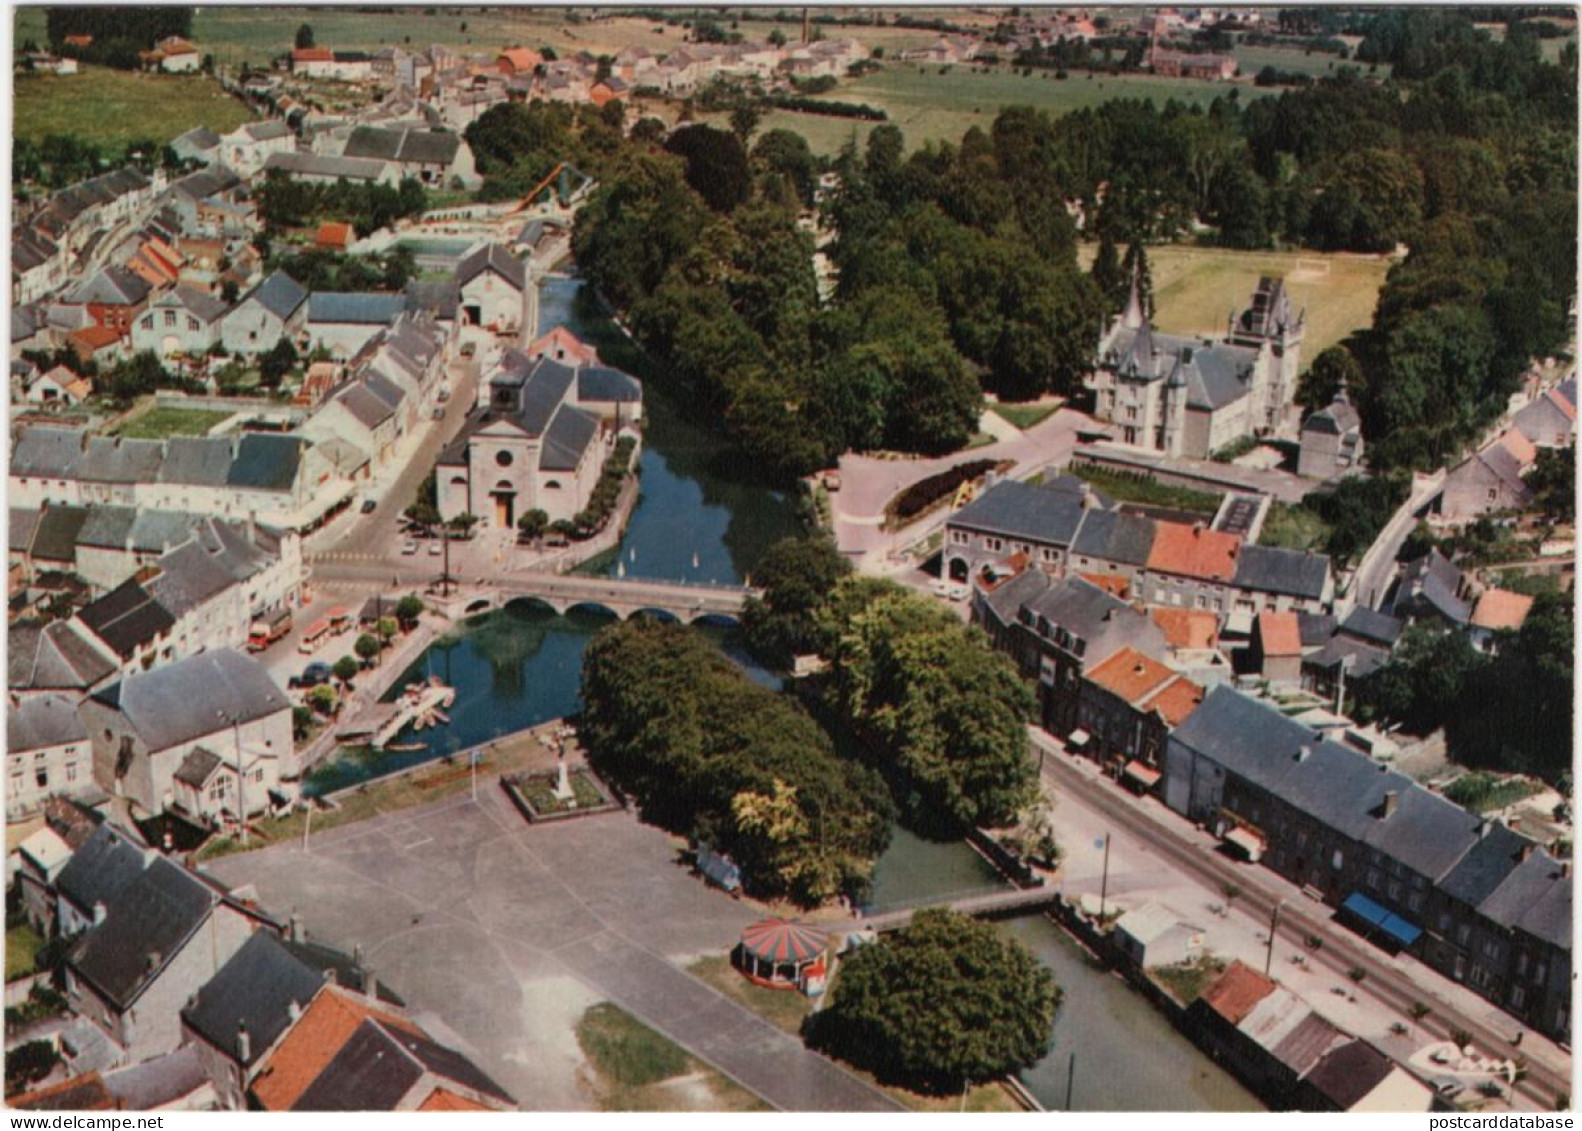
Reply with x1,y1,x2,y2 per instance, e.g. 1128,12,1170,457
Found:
289,661,333,689
361,498,377,514
428,542,443,556
401,541,418,555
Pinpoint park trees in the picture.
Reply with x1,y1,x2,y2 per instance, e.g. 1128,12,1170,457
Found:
663,124,752,212
819,578,1037,829
354,633,381,668
1297,344,1363,415
580,620,893,905
805,909,1058,1092
741,535,852,664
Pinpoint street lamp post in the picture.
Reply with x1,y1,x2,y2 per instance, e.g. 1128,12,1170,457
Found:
220,709,248,845
1265,900,1286,976
1098,832,1112,921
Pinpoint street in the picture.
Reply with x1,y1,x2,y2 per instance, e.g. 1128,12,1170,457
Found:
1345,469,1447,614
1034,728,1571,1109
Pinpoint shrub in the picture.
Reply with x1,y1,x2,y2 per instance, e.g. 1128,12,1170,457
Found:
888,459,997,524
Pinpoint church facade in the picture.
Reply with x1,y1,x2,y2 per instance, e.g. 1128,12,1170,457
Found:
1086,276,1304,459
436,330,641,529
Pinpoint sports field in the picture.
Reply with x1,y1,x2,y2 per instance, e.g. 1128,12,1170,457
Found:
1078,243,1394,368
754,64,1272,155
13,64,256,148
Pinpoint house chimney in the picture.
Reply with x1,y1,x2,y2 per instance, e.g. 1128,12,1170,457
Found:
364,966,379,1003
1519,841,1537,863
236,1023,251,1063
1508,816,1522,833
289,910,303,944
1294,745,1311,763
93,900,108,925
287,999,302,1023
1192,522,1205,536
1561,860,1571,879
1381,790,1399,818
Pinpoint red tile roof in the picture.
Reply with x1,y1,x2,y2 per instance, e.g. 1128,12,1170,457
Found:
419,1088,494,1112
1495,428,1538,467
1141,676,1204,726
1256,611,1302,656
1086,647,1174,704
1470,588,1534,631
1079,572,1130,598
527,326,599,365
1146,521,1241,582
292,47,334,63
498,47,543,73
1200,960,1277,1025
250,988,418,1111
314,221,354,249
1547,387,1577,420
1150,607,1219,651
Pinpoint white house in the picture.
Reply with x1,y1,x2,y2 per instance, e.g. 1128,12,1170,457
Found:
6,694,92,820
25,364,93,406
337,126,479,189
455,243,534,337
220,271,308,356
132,285,229,358
156,36,201,72
1113,901,1206,968
219,120,296,179
79,649,297,821
305,292,409,359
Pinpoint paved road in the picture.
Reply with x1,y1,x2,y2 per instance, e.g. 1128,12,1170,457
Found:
1345,469,1446,615
1032,730,1570,1108
205,786,901,1112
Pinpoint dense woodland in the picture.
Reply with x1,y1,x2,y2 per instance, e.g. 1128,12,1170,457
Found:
555,8,1578,481
45,5,194,68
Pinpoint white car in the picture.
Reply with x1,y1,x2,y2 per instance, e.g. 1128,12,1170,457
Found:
428,542,443,556
947,583,970,602
401,541,418,556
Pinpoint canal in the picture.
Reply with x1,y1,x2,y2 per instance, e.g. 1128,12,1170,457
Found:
867,828,1262,1112
308,274,1259,1111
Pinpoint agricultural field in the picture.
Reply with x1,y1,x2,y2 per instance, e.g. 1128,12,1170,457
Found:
1231,44,1385,79
763,64,1272,155
1079,243,1395,368
12,64,257,149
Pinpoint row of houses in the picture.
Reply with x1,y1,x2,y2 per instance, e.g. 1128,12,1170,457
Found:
945,473,1334,620
10,815,513,1110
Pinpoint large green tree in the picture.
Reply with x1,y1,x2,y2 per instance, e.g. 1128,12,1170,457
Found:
806,909,1058,1092
741,536,852,664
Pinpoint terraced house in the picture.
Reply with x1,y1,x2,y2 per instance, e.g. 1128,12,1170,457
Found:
1164,686,1572,1042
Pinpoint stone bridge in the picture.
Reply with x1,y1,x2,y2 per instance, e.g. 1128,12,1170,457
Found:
445,571,758,624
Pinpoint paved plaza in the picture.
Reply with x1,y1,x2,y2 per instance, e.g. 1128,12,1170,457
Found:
204,786,901,1112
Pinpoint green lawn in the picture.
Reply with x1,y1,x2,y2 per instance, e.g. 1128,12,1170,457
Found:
1080,243,1394,372
721,64,1272,156
6,923,44,982
576,1002,769,1112
1069,464,1222,515
990,401,1060,430
113,406,235,440
1232,44,1383,80
1259,502,1333,553
13,64,257,149
1151,955,1227,1006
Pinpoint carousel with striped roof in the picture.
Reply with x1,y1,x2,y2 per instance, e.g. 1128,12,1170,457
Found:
733,917,830,997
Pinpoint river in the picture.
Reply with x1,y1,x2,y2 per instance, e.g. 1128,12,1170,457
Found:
306,274,1259,1111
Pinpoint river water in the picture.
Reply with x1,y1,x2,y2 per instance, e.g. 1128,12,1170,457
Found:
306,275,1258,1111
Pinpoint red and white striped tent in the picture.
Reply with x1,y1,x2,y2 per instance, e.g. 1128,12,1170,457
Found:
735,918,829,992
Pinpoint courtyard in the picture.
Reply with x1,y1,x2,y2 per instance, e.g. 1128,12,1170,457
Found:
202,785,901,1112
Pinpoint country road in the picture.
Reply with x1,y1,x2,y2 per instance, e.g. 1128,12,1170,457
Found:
1345,469,1446,615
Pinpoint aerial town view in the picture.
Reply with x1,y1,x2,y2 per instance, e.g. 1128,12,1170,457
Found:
3,1,1576,1117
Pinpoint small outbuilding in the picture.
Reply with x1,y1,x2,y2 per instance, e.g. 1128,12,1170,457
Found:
1113,901,1206,969
733,918,829,996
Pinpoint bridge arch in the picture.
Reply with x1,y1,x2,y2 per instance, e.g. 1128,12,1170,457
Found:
687,611,741,628
563,600,623,621
502,594,564,618
629,607,680,624
464,597,495,615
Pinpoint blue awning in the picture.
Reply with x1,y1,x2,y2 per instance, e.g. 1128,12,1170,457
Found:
1341,892,1422,947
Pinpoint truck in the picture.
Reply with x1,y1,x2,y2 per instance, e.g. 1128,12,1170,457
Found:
247,608,293,652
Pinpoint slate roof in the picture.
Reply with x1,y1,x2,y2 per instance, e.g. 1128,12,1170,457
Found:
292,1019,512,1111
76,578,176,659
1233,544,1331,600
1020,575,1170,665
1338,607,1402,648
172,746,224,789
948,478,1094,547
539,405,599,471
8,693,88,753
91,649,290,752
155,284,229,324
309,292,408,325
1304,393,1361,437
8,620,117,694
159,436,233,487
250,989,422,1111
240,271,309,321
263,151,392,182
576,365,642,405
455,242,526,291
55,823,148,918
9,506,40,554
1301,1039,1397,1111
343,127,461,167
1438,822,1531,909
29,504,91,563
242,119,292,142
1069,507,1156,566
172,125,220,152
167,167,241,202
79,436,166,484
1297,612,1337,647
228,434,305,490
1302,635,1391,681
333,382,398,430
11,426,87,478
1477,850,1572,949
69,856,217,1009
182,932,326,1066
404,278,459,320
1392,551,1470,624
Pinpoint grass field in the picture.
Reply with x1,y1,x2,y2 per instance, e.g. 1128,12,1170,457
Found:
1079,243,1394,370
747,65,1272,155
575,1002,769,1112
113,406,234,440
13,64,256,149
1231,44,1384,80
1260,501,1333,553
6,922,44,982
1070,464,1223,515
990,402,1060,430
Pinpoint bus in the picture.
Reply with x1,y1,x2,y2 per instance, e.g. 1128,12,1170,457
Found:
298,618,331,655
247,609,293,653
327,607,353,637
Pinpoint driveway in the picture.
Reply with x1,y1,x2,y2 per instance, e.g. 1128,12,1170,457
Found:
203,788,901,1112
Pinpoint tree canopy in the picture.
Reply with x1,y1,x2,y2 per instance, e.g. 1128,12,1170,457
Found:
805,908,1058,1092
